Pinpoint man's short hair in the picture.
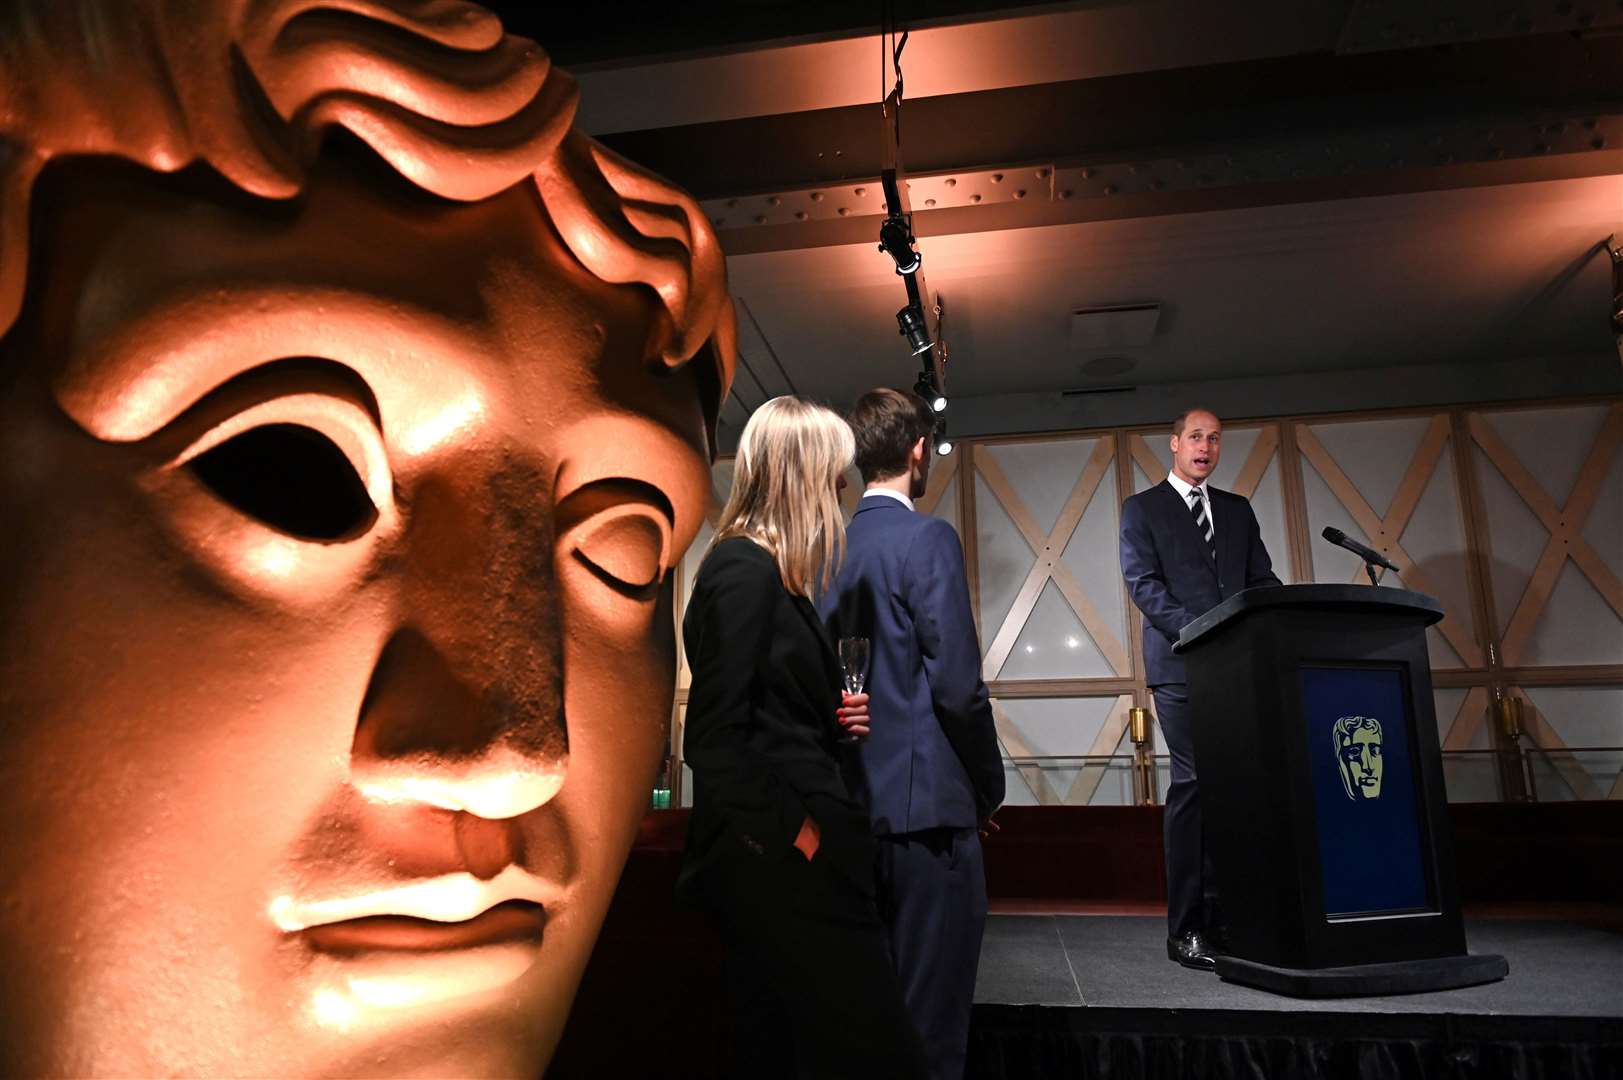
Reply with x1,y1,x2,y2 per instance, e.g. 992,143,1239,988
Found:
848,388,936,484
1172,408,1221,437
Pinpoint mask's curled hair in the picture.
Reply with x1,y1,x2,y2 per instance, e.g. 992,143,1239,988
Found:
0,0,735,439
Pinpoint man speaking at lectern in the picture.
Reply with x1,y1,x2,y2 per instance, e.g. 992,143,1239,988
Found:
1120,408,1281,970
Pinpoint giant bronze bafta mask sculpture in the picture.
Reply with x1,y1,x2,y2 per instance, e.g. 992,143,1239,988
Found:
0,2,734,1075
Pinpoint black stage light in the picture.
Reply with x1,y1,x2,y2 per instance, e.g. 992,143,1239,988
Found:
897,304,933,355
878,215,922,275
933,418,953,456
914,373,946,413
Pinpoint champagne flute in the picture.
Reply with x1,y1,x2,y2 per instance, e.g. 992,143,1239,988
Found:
837,637,869,744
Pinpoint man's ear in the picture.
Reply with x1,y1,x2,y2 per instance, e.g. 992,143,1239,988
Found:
912,436,928,466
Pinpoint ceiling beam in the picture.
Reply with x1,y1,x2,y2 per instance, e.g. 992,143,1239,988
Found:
597,31,1623,200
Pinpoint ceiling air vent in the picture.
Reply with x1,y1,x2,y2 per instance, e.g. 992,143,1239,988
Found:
1070,303,1160,350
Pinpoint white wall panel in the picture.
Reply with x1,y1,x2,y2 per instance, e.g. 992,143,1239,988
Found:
1397,442,1474,669
1522,685,1623,800
1300,451,1368,581
1058,464,1127,653
1473,446,1550,639
1133,460,1156,494
1482,405,1608,509
1470,403,1623,669
1000,581,1114,679
1250,453,1296,584
1523,564,1623,667
1299,415,1478,670
1580,451,1623,582
933,474,961,537
994,696,1131,806
1434,688,1498,802
974,472,1030,653
1308,416,1429,519
984,438,1098,535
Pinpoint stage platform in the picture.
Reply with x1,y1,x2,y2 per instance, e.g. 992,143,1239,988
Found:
546,804,1623,1079
969,914,1623,1079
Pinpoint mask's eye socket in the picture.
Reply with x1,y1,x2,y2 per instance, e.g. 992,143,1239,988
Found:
557,479,674,601
574,509,666,595
188,423,378,541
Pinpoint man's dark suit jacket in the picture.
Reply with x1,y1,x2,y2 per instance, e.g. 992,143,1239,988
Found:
818,496,1004,834
677,536,874,905
1119,480,1282,686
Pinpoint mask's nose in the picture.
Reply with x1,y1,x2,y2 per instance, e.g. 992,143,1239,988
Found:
349,627,567,819
348,467,567,822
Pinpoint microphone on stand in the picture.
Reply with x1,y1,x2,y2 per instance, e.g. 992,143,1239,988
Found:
1321,526,1400,578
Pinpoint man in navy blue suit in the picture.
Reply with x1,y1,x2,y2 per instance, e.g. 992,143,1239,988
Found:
1119,407,1281,971
820,388,1005,1080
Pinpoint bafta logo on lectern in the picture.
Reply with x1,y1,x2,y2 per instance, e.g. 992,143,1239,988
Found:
1332,716,1385,801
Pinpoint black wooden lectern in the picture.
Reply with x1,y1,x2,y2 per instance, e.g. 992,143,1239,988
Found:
1175,584,1508,997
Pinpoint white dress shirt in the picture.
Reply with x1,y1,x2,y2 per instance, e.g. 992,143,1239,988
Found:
1165,471,1215,534
863,487,915,511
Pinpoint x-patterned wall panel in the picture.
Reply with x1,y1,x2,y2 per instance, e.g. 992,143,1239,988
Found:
1434,685,1512,803
993,696,1138,806
1295,414,1483,673
1465,403,1623,802
1517,685,1623,801
668,395,1621,806
973,437,1131,683
1468,403,1623,669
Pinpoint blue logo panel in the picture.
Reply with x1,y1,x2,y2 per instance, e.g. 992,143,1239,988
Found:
1301,666,1432,918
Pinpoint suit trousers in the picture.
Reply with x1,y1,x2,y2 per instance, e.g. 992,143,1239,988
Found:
1152,684,1220,939
705,847,929,1080
875,827,987,1080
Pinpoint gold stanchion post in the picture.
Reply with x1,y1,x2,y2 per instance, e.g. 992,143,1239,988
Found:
1129,705,1159,806
1493,692,1533,802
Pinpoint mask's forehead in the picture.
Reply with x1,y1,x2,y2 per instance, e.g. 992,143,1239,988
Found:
29,152,710,549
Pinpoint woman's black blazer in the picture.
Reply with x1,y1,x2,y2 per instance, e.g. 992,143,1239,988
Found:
676,536,873,903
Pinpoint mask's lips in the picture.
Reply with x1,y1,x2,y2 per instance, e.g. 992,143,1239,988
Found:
302,899,545,954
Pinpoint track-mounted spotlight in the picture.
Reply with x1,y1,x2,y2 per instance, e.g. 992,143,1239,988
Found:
878,215,922,275
914,372,946,413
933,417,953,456
897,304,933,355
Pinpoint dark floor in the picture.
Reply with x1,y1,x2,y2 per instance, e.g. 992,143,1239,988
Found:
974,914,1623,1017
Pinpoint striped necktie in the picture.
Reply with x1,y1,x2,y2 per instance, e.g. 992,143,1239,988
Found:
1189,487,1215,559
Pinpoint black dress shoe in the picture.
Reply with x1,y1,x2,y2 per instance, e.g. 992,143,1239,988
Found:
1167,931,1218,971
1204,924,1232,954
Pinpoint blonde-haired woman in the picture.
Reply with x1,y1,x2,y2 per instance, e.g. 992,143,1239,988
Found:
678,397,928,1079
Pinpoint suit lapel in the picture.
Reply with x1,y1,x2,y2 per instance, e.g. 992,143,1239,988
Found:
1211,488,1238,582
1158,480,1218,579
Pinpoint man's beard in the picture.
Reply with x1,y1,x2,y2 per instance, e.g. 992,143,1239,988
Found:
909,460,930,500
